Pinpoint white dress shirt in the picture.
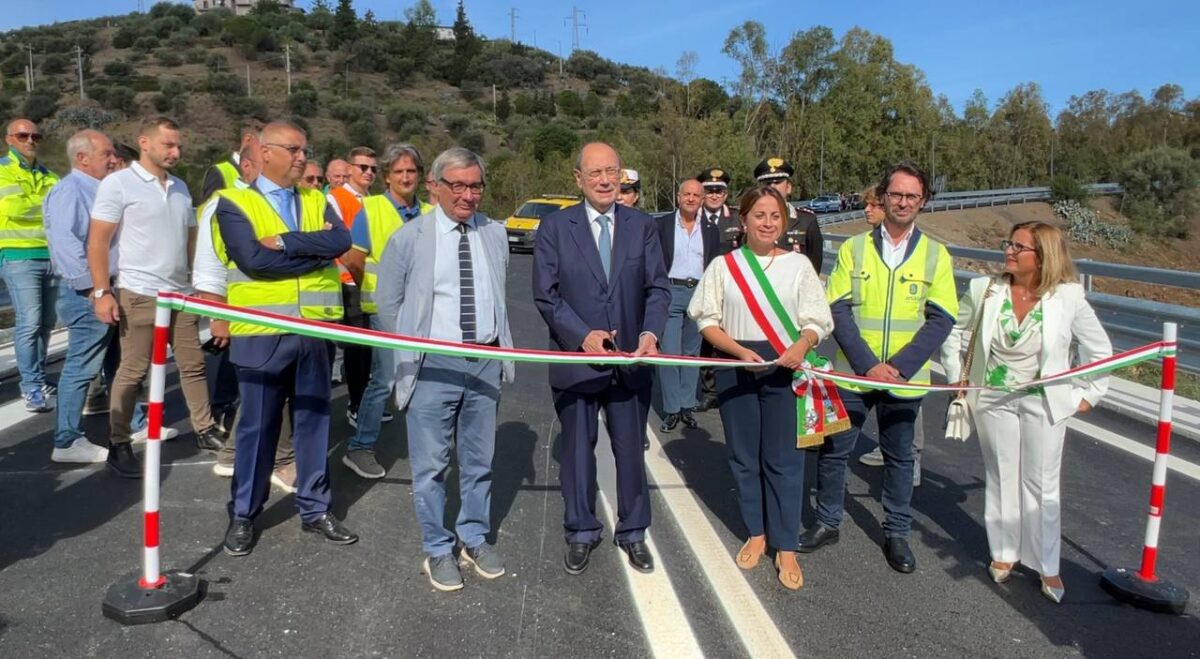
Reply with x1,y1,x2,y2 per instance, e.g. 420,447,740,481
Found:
881,223,915,270
583,201,616,254
430,206,496,344
192,178,250,296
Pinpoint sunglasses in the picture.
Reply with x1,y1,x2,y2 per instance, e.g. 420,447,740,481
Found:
8,132,43,143
303,175,325,184
352,163,378,174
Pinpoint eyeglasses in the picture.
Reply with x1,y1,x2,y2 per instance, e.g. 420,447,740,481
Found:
352,163,378,174
303,175,325,184
579,167,620,182
8,132,43,143
1000,239,1037,255
885,191,923,204
439,178,485,195
265,143,312,159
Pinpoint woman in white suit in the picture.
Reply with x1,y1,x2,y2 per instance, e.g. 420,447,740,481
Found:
942,221,1111,604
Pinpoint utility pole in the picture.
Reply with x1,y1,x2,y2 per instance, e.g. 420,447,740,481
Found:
284,43,292,96
557,41,564,78
76,45,86,100
509,8,518,43
26,44,34,92
1050,138,1055,178
246,64,252,97
819,129,825,195
930,133,936,191
563,7,587,52
492,84,497,118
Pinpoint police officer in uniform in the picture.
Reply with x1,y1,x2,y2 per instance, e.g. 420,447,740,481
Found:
696,168,741,254
618,168,642,208
753,157,823,274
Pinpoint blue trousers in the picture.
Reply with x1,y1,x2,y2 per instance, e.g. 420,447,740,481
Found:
405,353,501,557
554,380,651,544
716,341,804,550
657,284,701,414
348,314,393,452
229,335,333,523
1,258,57,395
54,284,110,448
813,389,921,538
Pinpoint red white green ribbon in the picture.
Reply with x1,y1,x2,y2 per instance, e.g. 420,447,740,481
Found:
156,292,1174,394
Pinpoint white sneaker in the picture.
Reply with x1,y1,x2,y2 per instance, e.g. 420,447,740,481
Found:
913,455,922,487
51,438,108,464
213,462,234,477
131,426,180,443
859,446,884,466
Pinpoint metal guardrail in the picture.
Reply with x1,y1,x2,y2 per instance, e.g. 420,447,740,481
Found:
820,233,1199,374
815,183,1123,227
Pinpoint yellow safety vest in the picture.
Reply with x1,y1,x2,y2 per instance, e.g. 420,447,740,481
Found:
826,229,958,398
0,150,59,249
358,195,433,314
214,160,240,190
212,186,343,336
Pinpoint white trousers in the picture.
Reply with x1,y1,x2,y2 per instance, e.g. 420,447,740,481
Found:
974,390,1069,576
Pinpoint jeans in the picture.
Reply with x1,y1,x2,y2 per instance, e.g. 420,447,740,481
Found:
54,284,111,448
813,389,921,538
348,314,394,452
656,284,701,414
406,353,500,556
1,258,57,395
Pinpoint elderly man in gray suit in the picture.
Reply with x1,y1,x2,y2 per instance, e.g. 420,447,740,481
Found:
375,147,514,592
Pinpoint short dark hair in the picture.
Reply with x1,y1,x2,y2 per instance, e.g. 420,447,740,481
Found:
876,161,932,202
347,146,377,162
113,142,138,163
138,115,180,137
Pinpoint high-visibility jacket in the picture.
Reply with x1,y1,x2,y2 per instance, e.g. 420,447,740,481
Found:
214,160,240,190
212,187,343,336
358,194,433,314
328,186,364,284
826,229,957,398
0,150,58,250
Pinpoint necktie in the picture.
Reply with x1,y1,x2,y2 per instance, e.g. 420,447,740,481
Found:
274,188,297,231
596,214,612,281
457,223,476,344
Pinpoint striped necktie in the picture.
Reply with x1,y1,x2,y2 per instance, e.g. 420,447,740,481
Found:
457,223,476,344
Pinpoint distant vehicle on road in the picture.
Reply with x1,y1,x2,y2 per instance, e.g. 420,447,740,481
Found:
804,195,842,213
503,194,581,251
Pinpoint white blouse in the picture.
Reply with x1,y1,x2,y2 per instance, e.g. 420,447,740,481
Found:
687,251,833,344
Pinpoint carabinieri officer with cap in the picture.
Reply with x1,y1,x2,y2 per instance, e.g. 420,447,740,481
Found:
696,167,741,254
754,156,824,274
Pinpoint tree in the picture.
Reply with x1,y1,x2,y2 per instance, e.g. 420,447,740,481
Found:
496,90,511,122
330,0,357,50
531,123,578,161
676,50,697,116
1118,147,1200,238
446,0,481,85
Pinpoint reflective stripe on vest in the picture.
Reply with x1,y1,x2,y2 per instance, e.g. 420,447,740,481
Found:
212,187,343,336
835,231,953,398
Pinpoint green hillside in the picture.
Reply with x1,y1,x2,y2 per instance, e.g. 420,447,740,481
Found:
2,0,1197,226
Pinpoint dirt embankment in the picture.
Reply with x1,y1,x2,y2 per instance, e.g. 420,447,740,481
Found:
831,198,1200,308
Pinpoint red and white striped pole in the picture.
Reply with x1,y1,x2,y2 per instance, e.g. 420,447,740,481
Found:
102,295,203,625
1101,322,1189,614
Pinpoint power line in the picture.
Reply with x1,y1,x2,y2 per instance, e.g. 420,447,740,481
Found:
563,6,587,52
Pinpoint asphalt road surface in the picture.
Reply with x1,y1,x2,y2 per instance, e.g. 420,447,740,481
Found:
1,252,1198,658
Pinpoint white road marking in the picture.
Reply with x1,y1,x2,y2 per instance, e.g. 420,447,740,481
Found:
595,416,704,658
1070,416,1200,481
642,426,798,659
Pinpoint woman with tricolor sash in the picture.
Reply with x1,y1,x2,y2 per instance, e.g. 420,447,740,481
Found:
688,186,833,590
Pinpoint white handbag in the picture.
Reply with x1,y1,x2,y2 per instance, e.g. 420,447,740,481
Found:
944,283,994,441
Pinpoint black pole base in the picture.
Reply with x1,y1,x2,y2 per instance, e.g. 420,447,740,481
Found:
1101,567,1189,615
102,570,205,625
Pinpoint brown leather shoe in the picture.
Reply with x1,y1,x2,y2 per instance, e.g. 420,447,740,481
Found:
736,536,765,570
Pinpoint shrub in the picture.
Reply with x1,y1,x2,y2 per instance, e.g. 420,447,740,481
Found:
530,123,578,162
41,53,69,75
156,51,183,68
1054,200,1132,248
133,36,160,53
54,105,117,128
206,53,229,72
102,86,138,115
22,89,60,123
103,60,134,78
1049,174,1087,203
443,114,470,138
184,47,208,65
1117,147,1200,239
215,94,266,119
330,100,372,123
287,88,319,117
345,119,378,151
112,26,138,49
459,130,486,154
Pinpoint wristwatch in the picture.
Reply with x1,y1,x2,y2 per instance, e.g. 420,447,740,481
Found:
93,288,110,300
274,235,286,251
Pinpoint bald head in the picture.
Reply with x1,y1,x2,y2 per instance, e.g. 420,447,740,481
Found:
573,142,622,211
258,121,308,188
325,159,349,188
677,179,703,219
6,119,41,163
66,129,115,180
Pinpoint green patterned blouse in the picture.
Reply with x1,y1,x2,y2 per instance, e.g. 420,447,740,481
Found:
984,293,1045,395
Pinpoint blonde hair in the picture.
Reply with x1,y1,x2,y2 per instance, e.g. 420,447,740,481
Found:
1006,221,1078,297
860,185,880,206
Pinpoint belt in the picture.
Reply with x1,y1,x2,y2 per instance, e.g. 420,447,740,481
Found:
669,278,699,288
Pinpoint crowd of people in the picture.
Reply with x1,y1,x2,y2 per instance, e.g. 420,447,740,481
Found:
1,113,1111,601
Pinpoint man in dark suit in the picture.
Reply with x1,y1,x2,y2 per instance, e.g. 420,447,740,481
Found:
214,121,358,556
533,142,670,575
654,178,719,433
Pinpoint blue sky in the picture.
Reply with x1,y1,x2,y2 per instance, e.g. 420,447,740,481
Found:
7,0,1198,115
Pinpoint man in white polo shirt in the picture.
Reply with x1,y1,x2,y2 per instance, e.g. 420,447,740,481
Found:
87,115,223,478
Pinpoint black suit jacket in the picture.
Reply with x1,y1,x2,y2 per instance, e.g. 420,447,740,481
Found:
654,210,720,276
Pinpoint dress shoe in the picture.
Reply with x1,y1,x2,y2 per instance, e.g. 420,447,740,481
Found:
798,523,839,553
736,537,766,570
106,442,141,479
775,552,804,590
680,409,698,429
617,539,654,573
195,426,226,451
988,561,1013,584
223,518,255,556
696,395,718,412
884,537,916,573
564,538,602,575
1041,578,1065,604
301,512,359,545
659,413,680,432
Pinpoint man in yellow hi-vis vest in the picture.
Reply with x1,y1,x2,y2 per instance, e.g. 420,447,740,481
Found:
211,121,357,557
801,162,957,575
1,118,60,413
338,143,433,479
